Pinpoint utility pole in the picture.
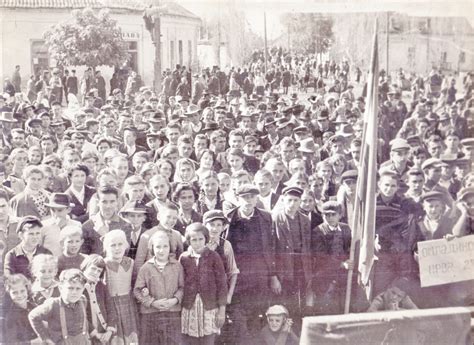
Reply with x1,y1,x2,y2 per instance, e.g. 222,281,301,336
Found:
264,11,268,73
153,14,162,93
386,11,390,74
143,3,164,93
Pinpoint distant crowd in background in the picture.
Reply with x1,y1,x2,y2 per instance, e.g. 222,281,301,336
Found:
1,44,474,345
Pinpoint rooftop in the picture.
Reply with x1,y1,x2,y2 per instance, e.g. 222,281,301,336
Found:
0,0,200,20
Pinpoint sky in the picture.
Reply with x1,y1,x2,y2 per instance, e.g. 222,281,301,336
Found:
176,0,474,39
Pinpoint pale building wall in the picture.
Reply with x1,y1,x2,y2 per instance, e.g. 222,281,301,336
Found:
0,7,200,92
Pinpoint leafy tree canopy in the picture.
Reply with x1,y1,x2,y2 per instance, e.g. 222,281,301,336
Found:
43,8,129,69
280,13,334,55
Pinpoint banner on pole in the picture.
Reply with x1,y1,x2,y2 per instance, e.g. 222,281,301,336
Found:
418,235,474,287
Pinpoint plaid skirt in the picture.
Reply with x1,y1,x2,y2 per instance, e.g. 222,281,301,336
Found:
109,294,139,345
139,311,181,345
181,294,220,338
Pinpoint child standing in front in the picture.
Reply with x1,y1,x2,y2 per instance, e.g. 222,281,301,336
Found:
103,230,139,344
134,231,184,344
30,254,60,305
57,226,88,275
28,269,91,344
2,274,37,344
180,223,228,345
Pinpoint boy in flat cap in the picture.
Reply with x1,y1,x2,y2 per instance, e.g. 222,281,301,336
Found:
409,191,458,308
272,186,312,323
311,201,353,315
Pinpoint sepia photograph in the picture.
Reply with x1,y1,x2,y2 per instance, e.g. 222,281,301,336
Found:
0,0,473,344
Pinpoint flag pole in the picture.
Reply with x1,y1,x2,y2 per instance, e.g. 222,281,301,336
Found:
344,19,379,314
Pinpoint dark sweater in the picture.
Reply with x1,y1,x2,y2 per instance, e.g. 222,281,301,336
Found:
179,247,227,310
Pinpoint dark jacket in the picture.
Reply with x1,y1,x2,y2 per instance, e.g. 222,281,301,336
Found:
66,185,96,223
4,244,51,280
179,247,228,310
2,297,37,343
273,210,312,287
81,213,133,255
311,222,352,281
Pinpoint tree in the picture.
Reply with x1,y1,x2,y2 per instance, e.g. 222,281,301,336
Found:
280,13,334,55
43,8,129,70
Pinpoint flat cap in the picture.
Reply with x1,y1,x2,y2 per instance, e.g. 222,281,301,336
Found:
390,138,410,151
421,158,442,170
16,216,43,234
281,186,304,197
203,210,227,224
321,201,342,214
420,191,446,203
341,169,358,181
236,184,259,196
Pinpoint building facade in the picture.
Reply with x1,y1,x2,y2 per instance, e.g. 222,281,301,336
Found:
330,12,474,75
0,0,201,90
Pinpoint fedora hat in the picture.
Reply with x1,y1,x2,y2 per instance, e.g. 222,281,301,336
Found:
0,111,17,123
213,99,227,109
298,138,317,153
203,121,219,132
336,124,354,137
185,104,200,115
45,193,75,208
119,200,147,215
334,114,348,124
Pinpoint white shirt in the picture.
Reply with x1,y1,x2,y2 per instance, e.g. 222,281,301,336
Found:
70,186,85,205
259,193,273,212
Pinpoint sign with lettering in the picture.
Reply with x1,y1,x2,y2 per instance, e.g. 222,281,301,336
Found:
122,32,140,39
418,235,474,287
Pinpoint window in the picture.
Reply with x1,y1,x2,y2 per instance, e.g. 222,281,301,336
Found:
441,52,447,63
126,41,138,72
178,40,183,65
459,52,466,63
170,40,175,69
188,40,192,66
31,40,49,77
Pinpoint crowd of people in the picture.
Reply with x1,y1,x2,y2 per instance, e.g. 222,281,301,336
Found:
0,48,474,345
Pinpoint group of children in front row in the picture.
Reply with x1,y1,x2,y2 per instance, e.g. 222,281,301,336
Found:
2,211,299,345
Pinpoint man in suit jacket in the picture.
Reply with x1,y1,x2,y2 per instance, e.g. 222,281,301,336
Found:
81,186,132,255
272,186,312,320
